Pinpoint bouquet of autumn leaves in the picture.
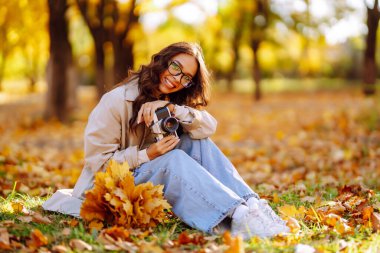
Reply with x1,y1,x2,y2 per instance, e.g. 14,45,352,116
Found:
80,160,171,230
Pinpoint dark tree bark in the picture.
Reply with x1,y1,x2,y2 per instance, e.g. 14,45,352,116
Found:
111,0,138,84
249,0,269,101
363,0,380,95
251,40,262,101
76,0,138,98
45,0,74,122
76,0,108,99
226,12,245,92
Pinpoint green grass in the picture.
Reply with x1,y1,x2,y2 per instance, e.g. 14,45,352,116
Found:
1,183,380,252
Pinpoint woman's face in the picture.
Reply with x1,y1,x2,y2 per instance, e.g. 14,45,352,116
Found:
159,53,198,94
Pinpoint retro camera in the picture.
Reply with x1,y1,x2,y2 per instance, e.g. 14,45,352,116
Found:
151,107,179,142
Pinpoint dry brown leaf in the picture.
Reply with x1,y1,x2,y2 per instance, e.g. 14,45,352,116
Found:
17,215,33,223
0,228,11,250
371,212,380,231
62,228,71,236
0,220,14,227
51,244,69,253
32,212,52,224
69,239,93,251
301,196,316,203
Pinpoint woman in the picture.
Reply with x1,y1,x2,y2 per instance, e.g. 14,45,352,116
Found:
43,42,289,239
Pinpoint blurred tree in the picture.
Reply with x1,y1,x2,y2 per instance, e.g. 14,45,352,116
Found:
363,0,379,95
21,0,48,93
76,0,139,99
247,0,270,100
0,1,22,91
45,0,76,122
225,1,246,91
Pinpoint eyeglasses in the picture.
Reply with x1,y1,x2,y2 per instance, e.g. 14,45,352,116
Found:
167,61,194,88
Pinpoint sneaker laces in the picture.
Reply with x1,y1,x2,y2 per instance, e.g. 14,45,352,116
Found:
258,199,288,227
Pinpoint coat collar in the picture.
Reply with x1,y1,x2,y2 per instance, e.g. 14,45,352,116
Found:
124,78,139,101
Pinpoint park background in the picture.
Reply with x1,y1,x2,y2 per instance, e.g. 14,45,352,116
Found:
1,0,380,252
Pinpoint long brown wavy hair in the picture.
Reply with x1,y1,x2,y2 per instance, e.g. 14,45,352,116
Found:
119,42,211,133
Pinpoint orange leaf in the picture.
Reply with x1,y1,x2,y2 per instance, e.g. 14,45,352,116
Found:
89,220,104,231
363,206,374,221
223,231,244,253
27,229,48,248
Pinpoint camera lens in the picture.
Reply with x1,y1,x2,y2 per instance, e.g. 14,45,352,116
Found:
161,117,179,133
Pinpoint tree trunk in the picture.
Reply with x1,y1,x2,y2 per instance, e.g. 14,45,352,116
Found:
113,37,133,84
252,40,261,101
363,0,380,95
45,0,73,122
76,0,108,99
226,12,244,92
111,0,137,84
95,40,106,99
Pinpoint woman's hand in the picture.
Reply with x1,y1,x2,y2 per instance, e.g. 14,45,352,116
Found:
146,135,180,160
137,100,173,127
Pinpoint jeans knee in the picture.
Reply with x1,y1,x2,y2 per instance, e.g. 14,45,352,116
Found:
167,149,188,159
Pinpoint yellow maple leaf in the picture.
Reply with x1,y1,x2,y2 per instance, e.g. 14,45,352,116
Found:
80,160,171,229
277,204,306,220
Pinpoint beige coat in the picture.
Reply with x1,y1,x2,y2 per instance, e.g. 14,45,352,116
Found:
42,78,217,217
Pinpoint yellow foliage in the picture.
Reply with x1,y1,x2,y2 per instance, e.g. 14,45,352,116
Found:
80,160,171,229
277,204,306,220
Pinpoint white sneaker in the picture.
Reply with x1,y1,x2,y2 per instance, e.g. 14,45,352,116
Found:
231,204,281,240
247,198,290,235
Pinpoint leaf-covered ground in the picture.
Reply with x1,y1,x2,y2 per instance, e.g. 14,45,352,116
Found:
1,87,380,252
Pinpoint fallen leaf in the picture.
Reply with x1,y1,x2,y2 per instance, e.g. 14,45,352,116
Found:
32,212,52,224
11,202,23,213
51,245,69,253
278,204,306,220
80,160,171,230
69,239,92,251
26,229,48,248
371,212,380,231
0,228,11,250
89,220,104,231
286,217,301,233
17,215,33,223
223,231,244,253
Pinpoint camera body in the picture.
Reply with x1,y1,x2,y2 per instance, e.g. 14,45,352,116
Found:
151,107,179,142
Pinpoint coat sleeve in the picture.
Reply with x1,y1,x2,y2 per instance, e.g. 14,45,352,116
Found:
84,90,147,173
174,105,217,139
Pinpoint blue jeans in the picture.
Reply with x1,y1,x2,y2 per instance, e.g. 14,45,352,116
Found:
133,134,259,234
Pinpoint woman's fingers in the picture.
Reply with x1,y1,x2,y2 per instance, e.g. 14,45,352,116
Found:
138,100,172,126
159,135,180,152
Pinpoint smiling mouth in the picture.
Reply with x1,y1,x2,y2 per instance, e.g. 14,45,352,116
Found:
164,77,176,89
